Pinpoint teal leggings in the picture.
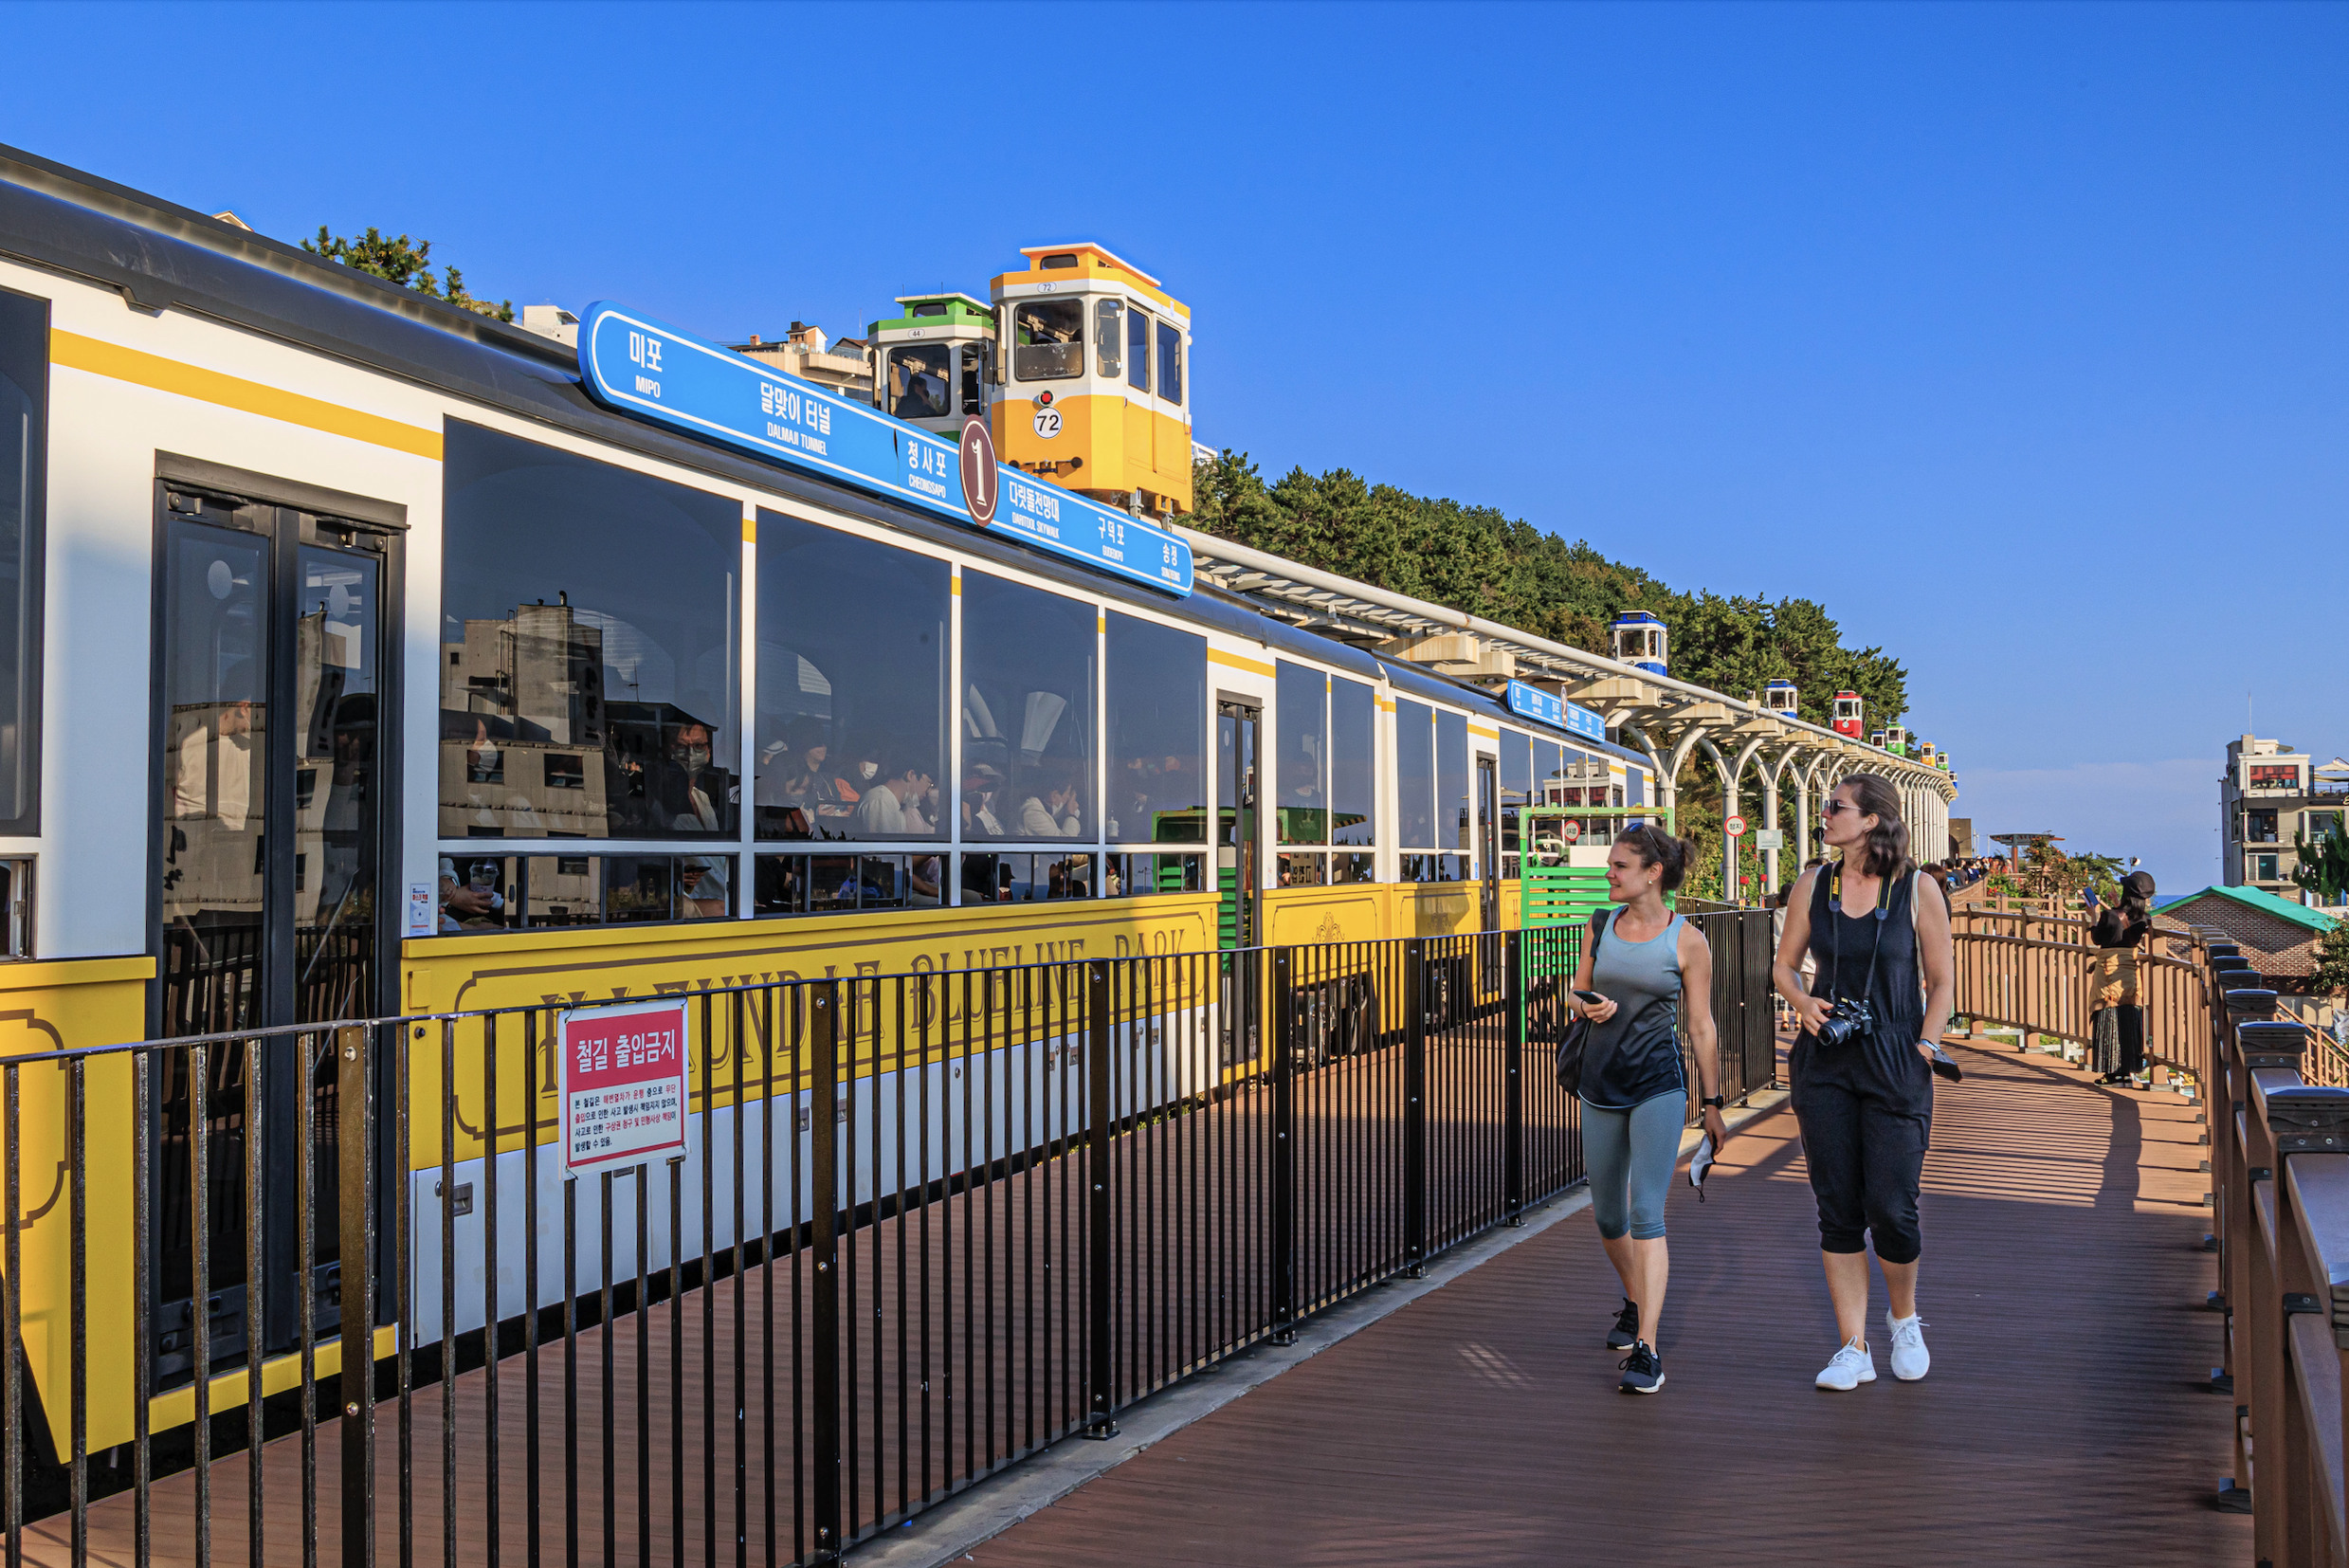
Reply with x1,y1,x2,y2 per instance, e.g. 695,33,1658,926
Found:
1582,1091,1684,1241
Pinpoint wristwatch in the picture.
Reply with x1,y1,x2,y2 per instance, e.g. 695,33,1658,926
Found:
1700,1095,1725,1109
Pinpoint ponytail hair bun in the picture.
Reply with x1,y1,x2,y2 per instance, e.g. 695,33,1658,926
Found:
1613,823,1694,892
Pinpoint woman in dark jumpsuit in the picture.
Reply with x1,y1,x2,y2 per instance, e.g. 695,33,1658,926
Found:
1773,775,1956,1391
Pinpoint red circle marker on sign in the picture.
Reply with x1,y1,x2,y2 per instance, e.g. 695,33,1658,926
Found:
959,415,999,527
1724,814,1748,837
1560,820,1582,844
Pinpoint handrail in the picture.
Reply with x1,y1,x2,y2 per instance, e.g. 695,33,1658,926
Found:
2202,923,2349,1563
1949,923,2208,1075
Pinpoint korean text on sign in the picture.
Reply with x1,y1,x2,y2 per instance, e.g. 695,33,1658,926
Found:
558,1000,692,1174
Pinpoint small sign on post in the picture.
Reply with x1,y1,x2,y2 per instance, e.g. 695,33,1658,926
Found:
1754,828,1784,850
560,999,692,1174
1724,814,1748,838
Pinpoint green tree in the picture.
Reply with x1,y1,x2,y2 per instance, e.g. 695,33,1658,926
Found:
1190,452,1909,728
2292,825,2349,904
301,226,514,322
2310,921,2349,996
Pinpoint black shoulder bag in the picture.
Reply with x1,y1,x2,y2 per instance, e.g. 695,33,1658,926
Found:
1553,909,1609,1095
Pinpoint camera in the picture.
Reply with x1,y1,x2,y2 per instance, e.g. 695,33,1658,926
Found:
1815,995,1876,1048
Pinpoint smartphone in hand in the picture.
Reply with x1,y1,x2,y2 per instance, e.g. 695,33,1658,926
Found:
1573,990,1605,1007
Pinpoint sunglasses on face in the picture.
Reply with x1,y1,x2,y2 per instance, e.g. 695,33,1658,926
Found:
1822,799,1861,817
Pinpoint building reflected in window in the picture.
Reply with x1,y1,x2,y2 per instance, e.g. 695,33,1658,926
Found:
441,423,739,842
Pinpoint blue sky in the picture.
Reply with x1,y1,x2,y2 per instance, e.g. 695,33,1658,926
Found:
4,1,2342,892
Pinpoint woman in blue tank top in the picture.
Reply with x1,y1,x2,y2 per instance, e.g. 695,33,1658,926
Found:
1565,825,1728,1395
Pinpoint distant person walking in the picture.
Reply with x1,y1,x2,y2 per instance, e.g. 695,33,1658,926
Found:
2089,871,2158,1085
1564,826,1729,1395
1773,776,1956,1391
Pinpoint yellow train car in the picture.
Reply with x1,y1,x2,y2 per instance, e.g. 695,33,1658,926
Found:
0,143,1662,1459
990,244,1194,520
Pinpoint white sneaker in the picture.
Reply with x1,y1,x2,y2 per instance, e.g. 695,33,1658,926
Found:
1886,1311,1930,1381
1815,1338,1876,1391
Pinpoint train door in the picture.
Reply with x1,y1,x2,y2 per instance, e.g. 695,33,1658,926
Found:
150,481,398,1386
1215,699,1259,949
1215,699,1259,1067
1476,756,1502,994
1476,757,1500,932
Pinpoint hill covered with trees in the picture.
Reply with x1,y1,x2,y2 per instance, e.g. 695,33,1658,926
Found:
1191,452,1909,730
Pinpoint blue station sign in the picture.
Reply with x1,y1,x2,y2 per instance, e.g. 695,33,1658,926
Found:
577,301,1193,596
1505,679,1608,743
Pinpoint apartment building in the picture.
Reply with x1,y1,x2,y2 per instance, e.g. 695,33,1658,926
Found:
2221,735,2349,906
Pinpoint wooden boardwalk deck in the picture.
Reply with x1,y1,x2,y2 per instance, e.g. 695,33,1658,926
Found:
968,1041,2249,1567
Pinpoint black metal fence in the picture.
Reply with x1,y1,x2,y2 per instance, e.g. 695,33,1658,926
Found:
0,915,1778,1567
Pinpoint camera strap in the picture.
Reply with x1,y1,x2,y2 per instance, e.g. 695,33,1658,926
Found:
1825,862,1894,1007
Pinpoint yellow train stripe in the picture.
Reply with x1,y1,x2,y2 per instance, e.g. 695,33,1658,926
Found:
1207,647,1274,678
1468,724,1500,739
50,330,444,461
147,1325,399,1429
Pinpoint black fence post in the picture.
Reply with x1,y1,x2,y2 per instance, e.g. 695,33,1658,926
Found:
339,1024,376,1568
1270,948,1298,1343
810,983,844,1562
1404,938,1428,1279
1084,959,1120,1438
1503,931,1524,1227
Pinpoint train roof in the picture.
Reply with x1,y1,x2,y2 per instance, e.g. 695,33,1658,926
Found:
0,142,1647,775
1611,611,1666,625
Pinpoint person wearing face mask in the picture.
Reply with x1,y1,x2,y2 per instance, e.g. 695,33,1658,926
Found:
854,757,936,837
836,742,883,806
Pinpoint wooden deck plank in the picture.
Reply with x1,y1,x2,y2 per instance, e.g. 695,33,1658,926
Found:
968,1042,2247,1567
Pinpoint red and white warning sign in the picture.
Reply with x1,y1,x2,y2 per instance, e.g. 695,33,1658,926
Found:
559,999,691,1173
1723,814,1748,837
1560,819,1582,844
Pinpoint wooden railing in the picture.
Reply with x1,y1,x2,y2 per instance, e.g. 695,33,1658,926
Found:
1953,913,2349,1560
2195,926,2349,1564
1950,910,2211,1072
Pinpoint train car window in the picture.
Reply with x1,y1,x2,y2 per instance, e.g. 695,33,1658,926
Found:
1104,851,1203,897
958,343,991,415
1395,700,1434,849
1534,738,1562,805
886,344,953,420
1332,852,1375,884
1437,710,1469,852
958,852,1094,903
1106,611,1205,845
1500,730,1532,874
442,423,739,843
753,852,943,915
1041,253,1080,269
439,853,738,928
0,290,46,837
1275,662,1327,845
962,573,1096,842
1095,300,1122,378
1277,852,1327,887
1127,308,1151,391
1156,319,1183,405
754,512,948,844
1013,301,1083,381
1330,677,1375,848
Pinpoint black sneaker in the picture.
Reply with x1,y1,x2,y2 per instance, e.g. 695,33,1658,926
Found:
1606,1298,1640,1351
1618,1340,1665,1394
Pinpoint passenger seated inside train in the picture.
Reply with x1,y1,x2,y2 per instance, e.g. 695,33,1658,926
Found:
1019,770,1084,838
853,753,938,837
